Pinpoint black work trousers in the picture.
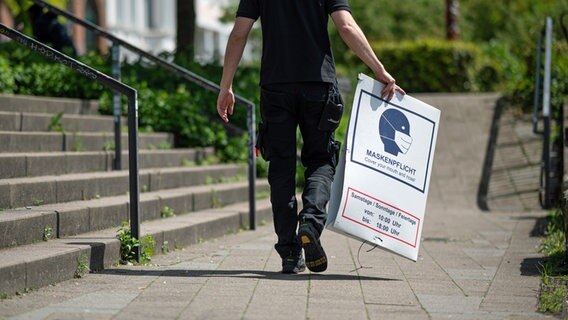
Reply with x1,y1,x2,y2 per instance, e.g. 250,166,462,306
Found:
258,82,340,259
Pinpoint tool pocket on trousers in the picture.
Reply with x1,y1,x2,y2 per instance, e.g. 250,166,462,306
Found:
329,139,341,169
317,87,344,132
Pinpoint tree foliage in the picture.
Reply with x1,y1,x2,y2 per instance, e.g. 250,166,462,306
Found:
3,0,67,33
333,0,568,97
344,0,568,44
347,0,445,41
460,0,568,43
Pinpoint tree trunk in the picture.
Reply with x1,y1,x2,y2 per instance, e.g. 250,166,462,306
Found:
446,0,459,40
176,0,196,62
0,0,14,29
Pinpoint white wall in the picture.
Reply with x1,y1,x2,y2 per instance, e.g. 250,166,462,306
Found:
105,0,256,64
105,0,176,61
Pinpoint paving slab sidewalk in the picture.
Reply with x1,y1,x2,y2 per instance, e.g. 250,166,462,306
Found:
0,93,554,320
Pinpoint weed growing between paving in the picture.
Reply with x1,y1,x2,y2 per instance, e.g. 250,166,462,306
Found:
75,254,90,278
48,112,65,133
161,241,169,254
538,208,568,314
161,205,175,219
116,221,156,265
43,225,53,241
210,189,222,208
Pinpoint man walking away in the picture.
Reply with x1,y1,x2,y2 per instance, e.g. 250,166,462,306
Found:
217,0,405,274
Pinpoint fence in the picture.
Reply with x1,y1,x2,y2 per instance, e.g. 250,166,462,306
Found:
0,23,143,260
33,0,258,231
533,16,565,210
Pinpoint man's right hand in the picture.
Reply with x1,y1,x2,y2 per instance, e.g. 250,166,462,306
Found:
217,88,235,123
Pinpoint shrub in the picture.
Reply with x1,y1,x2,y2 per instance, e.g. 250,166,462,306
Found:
0,55,14,93
344,40,483,93
3,43,107,99
508,41,568,113
1,41,260,164
100,58,260,162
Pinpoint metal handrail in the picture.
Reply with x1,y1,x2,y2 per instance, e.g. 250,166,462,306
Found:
0,23,142,261
34,0,257,230
532,27,544,135
533,17,564,209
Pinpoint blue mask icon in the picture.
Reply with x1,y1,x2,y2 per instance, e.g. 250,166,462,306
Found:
379,109,413,156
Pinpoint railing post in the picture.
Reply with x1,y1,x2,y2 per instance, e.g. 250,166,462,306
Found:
112,41,122,170
533,28,544,134
542,17,553,209
247,103,256,230
127,92,141,261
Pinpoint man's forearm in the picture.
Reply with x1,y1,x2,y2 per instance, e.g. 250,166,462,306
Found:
220,17,255,90
332,10,403,99
220,33,248,90
332,11,385,77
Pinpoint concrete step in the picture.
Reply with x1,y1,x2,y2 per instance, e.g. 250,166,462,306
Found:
0,163,247,209
0,94,99,115
0,131,174,153
0,148,214,179
0,197,273,296
0,178,269,249
0,111,126,132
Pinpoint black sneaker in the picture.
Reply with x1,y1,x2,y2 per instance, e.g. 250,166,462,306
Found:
282,255,306,274
298,222,327,272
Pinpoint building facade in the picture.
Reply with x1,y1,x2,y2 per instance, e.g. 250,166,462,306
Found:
0,0,255,63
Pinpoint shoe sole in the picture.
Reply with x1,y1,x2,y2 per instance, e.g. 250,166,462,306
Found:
298,229,327,273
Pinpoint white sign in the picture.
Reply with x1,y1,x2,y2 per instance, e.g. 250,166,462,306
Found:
327,73,441,261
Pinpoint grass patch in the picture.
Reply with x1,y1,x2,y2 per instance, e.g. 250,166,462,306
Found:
211,189,223,208
148,142,172,150
538,208,568,314
161,241,169,254
103,141,115,151
161,205,175,219
116,222,156,265
74,254,90,278
181,159,197,167
205,174,246,185
43,225,53,241
69,132,86,152
48,112,65,133
255,190,270,200
197,155,221,166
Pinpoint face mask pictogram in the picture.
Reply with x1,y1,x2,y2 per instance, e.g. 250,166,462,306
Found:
378,109,413,156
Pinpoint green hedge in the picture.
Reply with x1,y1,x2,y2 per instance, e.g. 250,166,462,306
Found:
0,42,108,98
0,42,261,162
509,42,568,113
0,55,15,93
341,38,567,110
344,39,495,93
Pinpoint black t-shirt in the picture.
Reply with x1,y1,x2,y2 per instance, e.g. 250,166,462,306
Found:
236,0,351,85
